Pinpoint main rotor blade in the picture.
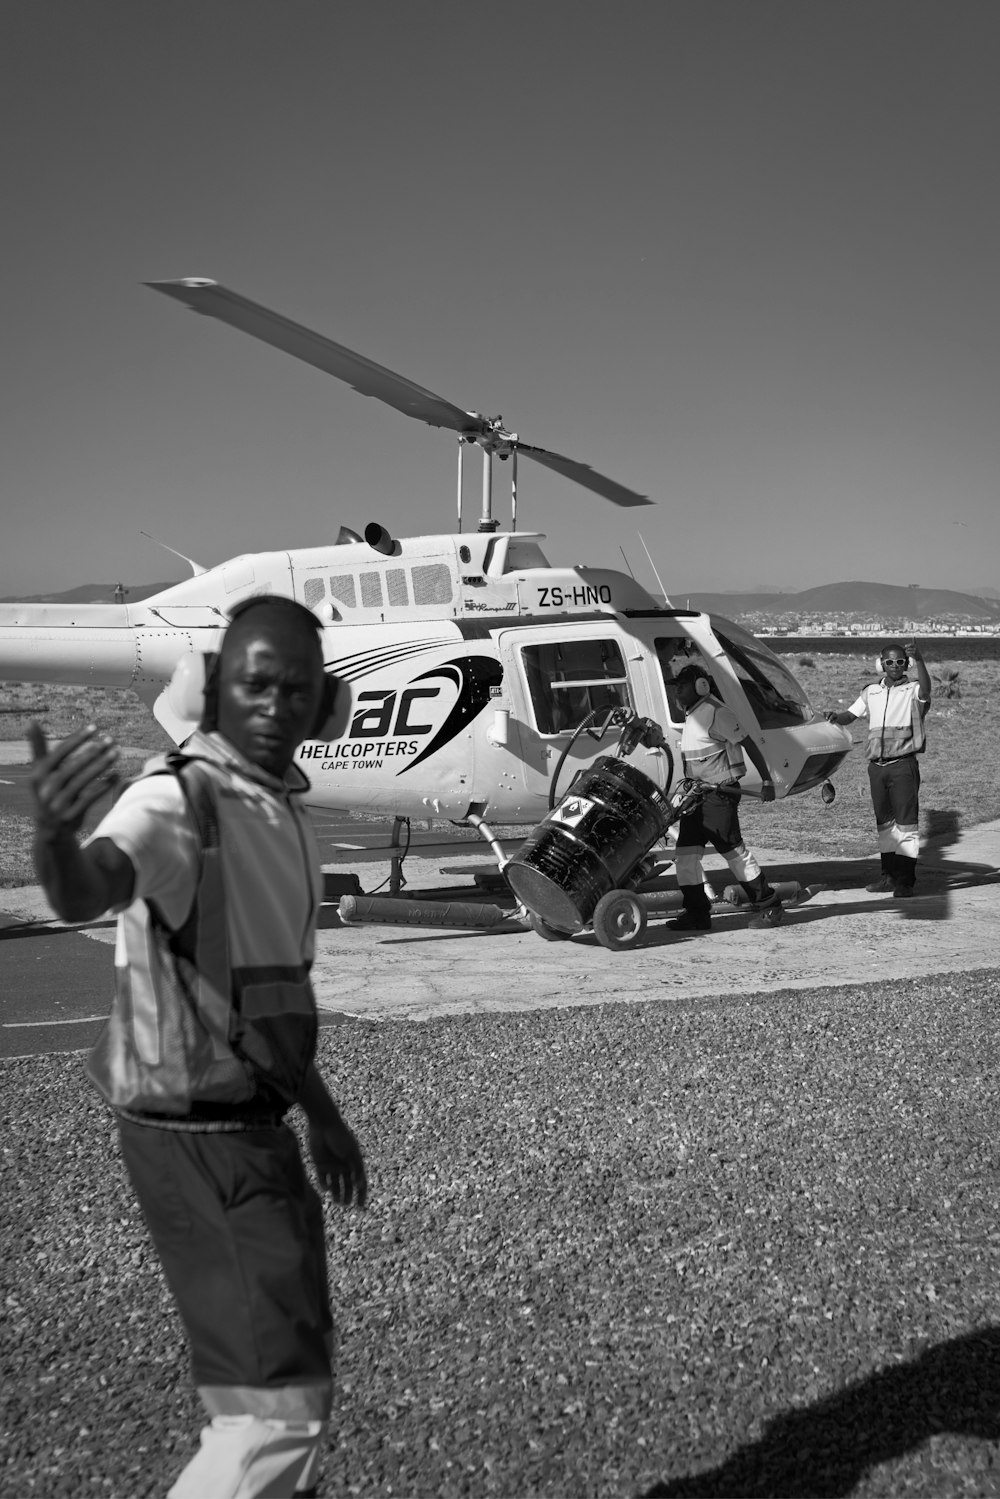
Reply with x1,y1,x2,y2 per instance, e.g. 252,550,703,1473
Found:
146,279,484,436
148,278,653,507
516,443,651,507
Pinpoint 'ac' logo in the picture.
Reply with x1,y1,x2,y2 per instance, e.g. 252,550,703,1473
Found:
338,654,503,774
349,687,439,738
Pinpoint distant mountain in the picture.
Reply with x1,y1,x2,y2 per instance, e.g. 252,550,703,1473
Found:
674,581,1000,623
4,576,999,623
0,581,178,605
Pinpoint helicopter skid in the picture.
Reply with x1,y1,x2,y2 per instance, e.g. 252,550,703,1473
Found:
338,893,516,930
720,881,825,909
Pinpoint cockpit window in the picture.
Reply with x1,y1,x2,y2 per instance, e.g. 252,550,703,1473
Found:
712,622,812,726
522,639,632,734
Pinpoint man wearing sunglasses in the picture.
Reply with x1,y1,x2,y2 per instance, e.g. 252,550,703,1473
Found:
825,641,931,897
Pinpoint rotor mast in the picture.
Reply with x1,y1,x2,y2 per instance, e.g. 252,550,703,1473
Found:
456,416,520,533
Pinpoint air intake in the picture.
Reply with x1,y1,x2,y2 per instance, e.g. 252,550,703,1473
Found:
364,522,396,556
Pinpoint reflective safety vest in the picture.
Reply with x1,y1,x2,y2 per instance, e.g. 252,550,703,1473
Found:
86,743,322,1118
680,697,747,784
851,678,928,761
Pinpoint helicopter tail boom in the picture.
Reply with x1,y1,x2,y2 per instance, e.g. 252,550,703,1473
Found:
0,603,195,689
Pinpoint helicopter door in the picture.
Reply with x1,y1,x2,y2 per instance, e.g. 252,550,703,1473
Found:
498,626,668,810
636,613,812,796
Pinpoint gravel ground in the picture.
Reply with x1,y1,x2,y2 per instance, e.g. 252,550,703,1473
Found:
2,973,999,1498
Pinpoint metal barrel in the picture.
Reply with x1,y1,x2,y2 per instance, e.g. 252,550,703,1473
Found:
505,756,674,934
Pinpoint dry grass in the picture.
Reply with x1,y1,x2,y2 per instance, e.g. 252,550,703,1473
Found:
0,681,172,753
0,683,171,887
739,651,999,860
2,657,997,886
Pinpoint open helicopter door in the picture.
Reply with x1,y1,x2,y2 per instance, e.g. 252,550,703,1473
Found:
629,609,829,799
495,621,674,814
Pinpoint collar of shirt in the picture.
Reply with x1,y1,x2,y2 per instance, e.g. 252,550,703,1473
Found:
185,728,312,795
683,694,719,718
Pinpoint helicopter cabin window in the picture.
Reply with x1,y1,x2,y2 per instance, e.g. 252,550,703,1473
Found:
360,572,383,609
411,564,452,606
387,568,409,607
712,625,812,727
522,639,631,734
303,577,326,608
328,575,357,610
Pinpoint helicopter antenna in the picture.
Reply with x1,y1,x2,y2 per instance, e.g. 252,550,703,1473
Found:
511,441,518,531
140,530,207,577
619,545,636,580
638,533,671,606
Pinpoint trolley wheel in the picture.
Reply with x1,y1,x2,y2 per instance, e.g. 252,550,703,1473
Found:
592,889,648,952
526,912,572,941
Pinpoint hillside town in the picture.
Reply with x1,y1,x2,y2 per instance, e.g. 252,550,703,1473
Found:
754,613,1000,638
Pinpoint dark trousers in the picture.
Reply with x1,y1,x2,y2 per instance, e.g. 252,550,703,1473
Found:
119,1118,333,1419
675,787,773,914
868,756,921,887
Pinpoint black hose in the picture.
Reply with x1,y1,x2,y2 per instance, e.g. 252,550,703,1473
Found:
547,711,598,809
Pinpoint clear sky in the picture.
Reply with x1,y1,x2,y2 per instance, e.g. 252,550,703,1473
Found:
3,1,998,599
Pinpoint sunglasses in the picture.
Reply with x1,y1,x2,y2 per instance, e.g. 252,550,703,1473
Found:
882,657,908,665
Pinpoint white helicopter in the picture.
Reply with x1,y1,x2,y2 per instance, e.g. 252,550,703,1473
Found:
0,279,851,876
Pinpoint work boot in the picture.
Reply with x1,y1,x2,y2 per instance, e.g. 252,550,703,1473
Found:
672,886,712,932
671,909,712,932
744,883,784,927
867,853,897,892
750,895,784,926
892,855,917,898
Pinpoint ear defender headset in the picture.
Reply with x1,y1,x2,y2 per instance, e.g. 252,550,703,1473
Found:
165,596,337,737
674,664,713,698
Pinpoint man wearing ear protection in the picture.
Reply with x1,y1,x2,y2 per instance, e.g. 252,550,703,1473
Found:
825,639,931,897
670,664,781,931
29,595,365,1499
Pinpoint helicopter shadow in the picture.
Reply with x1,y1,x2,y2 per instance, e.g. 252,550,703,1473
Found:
641,1324,1000,1498
317,812,999,940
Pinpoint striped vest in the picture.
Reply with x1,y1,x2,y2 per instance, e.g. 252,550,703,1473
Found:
858,679,927,761
680,698,747,784
87,745,321,1117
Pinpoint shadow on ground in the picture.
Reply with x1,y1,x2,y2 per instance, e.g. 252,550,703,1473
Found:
737,815,998,928
0,916,115,940
315,826,999,938
642,1325,1000,1497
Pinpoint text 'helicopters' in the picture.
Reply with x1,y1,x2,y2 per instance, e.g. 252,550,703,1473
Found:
0,279,852,846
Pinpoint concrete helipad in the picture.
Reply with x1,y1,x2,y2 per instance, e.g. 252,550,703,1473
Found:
2,819,998,1036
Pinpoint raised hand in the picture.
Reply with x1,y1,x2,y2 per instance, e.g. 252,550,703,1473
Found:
29,723,120,842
